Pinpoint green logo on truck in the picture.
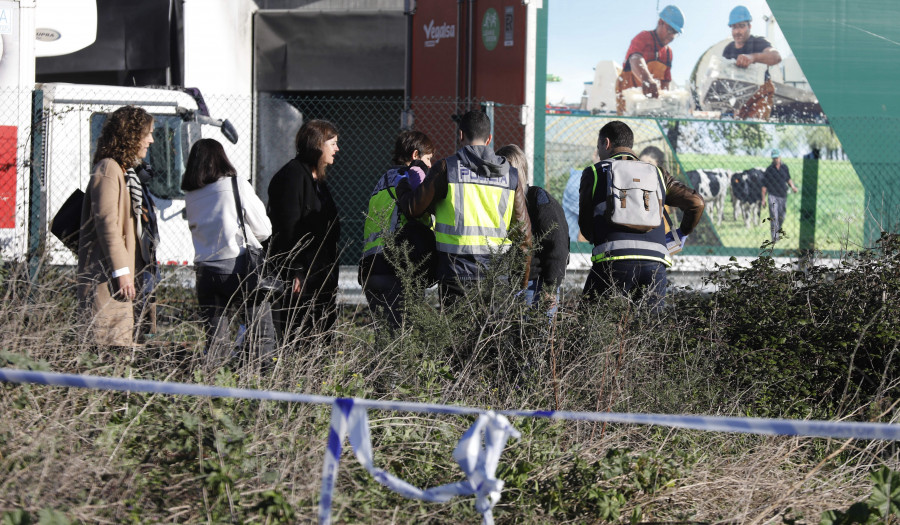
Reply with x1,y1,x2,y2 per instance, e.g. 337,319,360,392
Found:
481,8,499,51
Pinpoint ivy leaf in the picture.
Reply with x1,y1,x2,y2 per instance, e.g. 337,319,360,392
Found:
819,509,847,525
869,467,900,517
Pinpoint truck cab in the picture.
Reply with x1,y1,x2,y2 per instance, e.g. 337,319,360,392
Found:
38,83,238,266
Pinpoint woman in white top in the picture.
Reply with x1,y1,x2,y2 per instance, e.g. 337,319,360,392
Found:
182,138,276,370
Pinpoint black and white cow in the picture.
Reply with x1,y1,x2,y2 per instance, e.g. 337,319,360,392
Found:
686,168,731,225
731,168,765,227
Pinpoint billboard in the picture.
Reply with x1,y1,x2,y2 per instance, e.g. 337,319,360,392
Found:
546,0,824,123
542,1,870,256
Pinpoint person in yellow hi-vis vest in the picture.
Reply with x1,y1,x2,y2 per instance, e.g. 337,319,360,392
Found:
397,110,532,307
358,130,436,331
578,121,704,312
615,5,684,115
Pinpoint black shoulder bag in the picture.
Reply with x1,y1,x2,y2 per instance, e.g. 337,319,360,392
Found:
231,177,285,301
50,189,85,253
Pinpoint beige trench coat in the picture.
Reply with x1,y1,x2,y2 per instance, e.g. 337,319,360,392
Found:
76,158,139,347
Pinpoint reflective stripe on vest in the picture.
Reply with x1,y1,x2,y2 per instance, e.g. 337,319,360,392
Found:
433,158,516,256
589,155,671,266
592,253,672,267
591,240,672,267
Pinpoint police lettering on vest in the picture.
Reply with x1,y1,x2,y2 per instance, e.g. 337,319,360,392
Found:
433,155,518,256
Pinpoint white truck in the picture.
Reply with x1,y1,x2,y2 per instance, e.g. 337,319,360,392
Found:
31,83,243,266
0,0,298,267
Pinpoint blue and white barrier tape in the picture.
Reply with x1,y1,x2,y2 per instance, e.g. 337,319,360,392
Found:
2,369,897,441
319,399,519,525
3,368,900,523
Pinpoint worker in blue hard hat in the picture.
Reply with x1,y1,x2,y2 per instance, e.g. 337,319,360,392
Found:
615,5,684,115
723,5,781,68
723,5,782,119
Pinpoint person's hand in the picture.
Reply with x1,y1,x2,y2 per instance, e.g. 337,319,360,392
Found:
117,274,135,301
762,199,768,208
292,276,303,294
543,291,559,312
736,54,754,68
676,228,687,250
642,78,660,98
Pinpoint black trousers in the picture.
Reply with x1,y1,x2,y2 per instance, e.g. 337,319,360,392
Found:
273,286,338,347
363,274,404,332
195,268,277,369
582,259,667,312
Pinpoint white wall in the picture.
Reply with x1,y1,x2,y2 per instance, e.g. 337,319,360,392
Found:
183,0,257,96
183,0,258,180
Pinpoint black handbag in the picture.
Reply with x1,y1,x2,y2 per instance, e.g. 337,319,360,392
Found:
49,189,85,253
231,177,285,300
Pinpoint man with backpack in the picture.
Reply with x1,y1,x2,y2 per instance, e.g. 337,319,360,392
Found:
578,121,704,311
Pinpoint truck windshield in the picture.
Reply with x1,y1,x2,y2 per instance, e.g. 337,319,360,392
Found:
89,113,187,200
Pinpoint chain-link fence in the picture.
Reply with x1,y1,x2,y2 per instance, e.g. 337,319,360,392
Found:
4,86,895,273
543,114,885,257
5,88,529,271
263,95,527,265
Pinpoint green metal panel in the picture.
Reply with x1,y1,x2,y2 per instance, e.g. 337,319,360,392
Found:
799,156,818,251
533,2,548,187
29,90,45,283
769,0,900,242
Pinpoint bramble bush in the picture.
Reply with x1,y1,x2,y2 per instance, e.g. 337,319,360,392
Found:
670,232,900,419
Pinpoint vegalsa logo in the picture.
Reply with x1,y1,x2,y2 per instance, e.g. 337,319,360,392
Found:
423,20,455,48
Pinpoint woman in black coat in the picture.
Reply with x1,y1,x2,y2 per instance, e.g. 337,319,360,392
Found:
267,120,341,344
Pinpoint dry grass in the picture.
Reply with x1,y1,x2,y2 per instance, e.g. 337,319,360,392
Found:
0,255,897,524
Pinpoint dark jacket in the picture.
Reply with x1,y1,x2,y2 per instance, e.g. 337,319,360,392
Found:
526,186,569,287
578,147,705,255
763,162,792,198
397,145,533,287
267,158,340,293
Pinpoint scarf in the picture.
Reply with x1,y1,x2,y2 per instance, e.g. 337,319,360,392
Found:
124,166,159,267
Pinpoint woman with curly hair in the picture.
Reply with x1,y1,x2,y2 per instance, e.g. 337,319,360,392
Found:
77,105,155,348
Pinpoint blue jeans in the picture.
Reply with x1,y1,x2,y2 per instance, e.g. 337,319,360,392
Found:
582,260,667,312
524,277,560,317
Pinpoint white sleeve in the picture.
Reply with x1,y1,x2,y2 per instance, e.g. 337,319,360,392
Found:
238,177,272,244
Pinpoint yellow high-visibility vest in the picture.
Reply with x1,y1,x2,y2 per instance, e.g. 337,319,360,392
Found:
433,157,517,255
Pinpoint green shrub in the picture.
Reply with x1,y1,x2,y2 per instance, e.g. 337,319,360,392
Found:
671,232,900,418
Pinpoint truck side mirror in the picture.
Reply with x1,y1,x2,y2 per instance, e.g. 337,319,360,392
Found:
191,113,239,145
220,119,239,145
